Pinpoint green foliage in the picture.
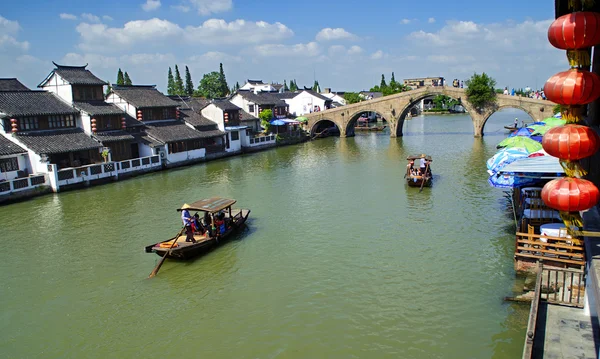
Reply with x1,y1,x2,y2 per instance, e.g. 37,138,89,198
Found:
290,80,298,92
283,80,289,91
123,72,132,86
494,88,504,94
116,68,124,86
432,95,460,110
185,66,194,96
167,67,175,95
465,72,497,111
259,109,273,133
343,92,362,104
105,81,112,96
380,74,387,89
371,72,409,96
312,80,320,92
174,65,184,95
219,63,229,96
195,71,227,99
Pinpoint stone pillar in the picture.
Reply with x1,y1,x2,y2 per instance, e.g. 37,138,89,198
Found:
471,112,485,137
47,163,60,192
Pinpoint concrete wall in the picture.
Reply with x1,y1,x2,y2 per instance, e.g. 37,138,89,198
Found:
167,148,206,163
201,105,225,131
139,143,156,158
226,129,242,152
230,94,256,116
41,73,73,104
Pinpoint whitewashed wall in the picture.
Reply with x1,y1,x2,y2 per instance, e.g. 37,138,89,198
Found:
230,94,256,116
41,73,73,104
106,93,137,118
139,143,157,158
201,105,225,131
285,91,328,116
167,148,206,164
226,130,242,152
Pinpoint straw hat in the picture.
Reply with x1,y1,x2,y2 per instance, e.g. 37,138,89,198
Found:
420,154,426,158
181,203,192,210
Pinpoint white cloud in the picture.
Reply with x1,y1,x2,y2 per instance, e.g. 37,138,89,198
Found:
172,5,191,12
0,15,29,51
142,0,161,11
81,13,101,23
189,0,232,15
60,13,77,20
348,45,363,55
254,42,320,57
75,18,294,52
121,53,176,65
62,52,118,69
370,50,384,59
188,51,242,63
428,17,436,23
400,19,413,25
103,15,114,21
328,45,363,56
315,27,357,41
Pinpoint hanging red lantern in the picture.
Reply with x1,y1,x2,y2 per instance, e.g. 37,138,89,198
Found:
136,110,143,121
542,124,600,160
541,177,600,212
224,112,229,123
544,68,600,105
548,12,600,49
91,118,97,133
10,118,18,133
121,117,127,129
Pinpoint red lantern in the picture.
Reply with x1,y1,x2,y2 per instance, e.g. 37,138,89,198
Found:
548,12,600,49
121,117,127,129
542,177,600,212
176,108,180,119
542,124,600,160
136,110,143,121
224,112,229,123
10,118,18,133
544,69,600,105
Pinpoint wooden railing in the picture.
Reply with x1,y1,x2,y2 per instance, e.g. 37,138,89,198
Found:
522,263,542,359
515,232,585,268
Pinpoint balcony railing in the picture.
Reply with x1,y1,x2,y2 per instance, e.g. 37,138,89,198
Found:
0,174,48,195
118,155,161,174
248,135,276,146
55,161,118,186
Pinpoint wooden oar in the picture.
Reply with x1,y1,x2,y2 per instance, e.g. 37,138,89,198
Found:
419,162,430,193
148,226,186,278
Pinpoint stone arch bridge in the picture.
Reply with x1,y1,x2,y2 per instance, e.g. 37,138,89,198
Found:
304,86,556,137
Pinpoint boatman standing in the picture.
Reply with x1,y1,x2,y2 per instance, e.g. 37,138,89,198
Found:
419,154,427,176
180,203,197,243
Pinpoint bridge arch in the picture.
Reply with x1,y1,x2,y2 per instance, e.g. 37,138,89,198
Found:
309,117,340,137
481,104,538,132
344,109,389,135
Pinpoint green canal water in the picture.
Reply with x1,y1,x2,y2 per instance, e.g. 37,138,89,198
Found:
1,111,532,358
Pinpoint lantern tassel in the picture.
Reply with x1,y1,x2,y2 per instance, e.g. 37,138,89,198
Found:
559,160,587,177
561,105,583,124
567,49,591,68
559,211,584,244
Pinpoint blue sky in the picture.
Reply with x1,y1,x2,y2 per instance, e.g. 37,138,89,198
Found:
1,0,564,93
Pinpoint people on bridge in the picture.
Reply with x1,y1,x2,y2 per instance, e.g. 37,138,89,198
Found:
503,87,509,95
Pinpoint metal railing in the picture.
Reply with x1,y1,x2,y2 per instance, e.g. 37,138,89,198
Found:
0,174,48,195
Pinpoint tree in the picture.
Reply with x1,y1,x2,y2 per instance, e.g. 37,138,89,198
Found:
432,95,460,110
196,71,227,99
235,81,240,91
390,72,397,86
219,63,229,97
116,68,124,86
123,72,132,86
312,80,320,92
465,72,497,111
343,92,362,104
105,81,112,96
283,80,289,92
185,66,194,96
380,74,387,89
290,80,298,92
259,109,273,133
167,67,175,95
174,65,184,95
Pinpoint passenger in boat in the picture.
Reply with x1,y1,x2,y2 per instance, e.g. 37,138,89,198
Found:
180,204,197,243
407,161,414,175
192,214,205,235
419,155,427,176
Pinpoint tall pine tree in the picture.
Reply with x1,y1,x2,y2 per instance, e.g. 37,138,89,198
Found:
290,79,298,92
235,81,240,91
283,80,289,91
184,66,194,96
167,67,175,95
116,68,124,85
123,72,132,85
390,72,396,86
174,65,184,95
312,80,320,92
218,63,229,97
380,74,387,89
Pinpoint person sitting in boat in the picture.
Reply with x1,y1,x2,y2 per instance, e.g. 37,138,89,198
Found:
180,204,197,243
192,213,206,235
407,161,414,175
204,212,214,237
513,118,518,128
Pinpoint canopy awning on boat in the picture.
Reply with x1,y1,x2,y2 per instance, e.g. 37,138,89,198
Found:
498,155,564,176
177,197,237,213
407,154,432,161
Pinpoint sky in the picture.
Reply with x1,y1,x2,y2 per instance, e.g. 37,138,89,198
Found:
0,0,566,94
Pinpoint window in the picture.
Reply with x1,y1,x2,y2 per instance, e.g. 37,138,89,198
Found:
230,131,239,141
249,104,254,113
19,117,39,130
48,115,75,129
0,157,19,172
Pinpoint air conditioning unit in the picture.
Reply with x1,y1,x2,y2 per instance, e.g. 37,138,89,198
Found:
158,151,166,159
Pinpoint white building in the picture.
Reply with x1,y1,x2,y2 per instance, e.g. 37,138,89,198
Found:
284,90,333,116
240,80,278,93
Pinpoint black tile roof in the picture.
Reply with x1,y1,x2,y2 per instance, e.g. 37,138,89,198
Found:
123,113,144,128
240,110,258,122
144,120,217,143
247,79,264,84
111,85,179,109
73,101,126,116
302,90,332,102
133,133,164,148
0,78,30,91
39,63,107,86
212,99,241,111
92,130,135,143
169,96,210,111
179,108,217,128
15,128,102,155
0,91,80,117
0,134,27,155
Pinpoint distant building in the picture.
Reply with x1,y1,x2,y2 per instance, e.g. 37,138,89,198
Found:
239,80,278,93
403,77,445,89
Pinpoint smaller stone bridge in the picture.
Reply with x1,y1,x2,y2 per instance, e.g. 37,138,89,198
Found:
305,86,556,137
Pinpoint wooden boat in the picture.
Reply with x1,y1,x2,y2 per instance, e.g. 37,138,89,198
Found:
355,124,387,131
145,197,250,259
405,154,433,188
504,125,518,131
